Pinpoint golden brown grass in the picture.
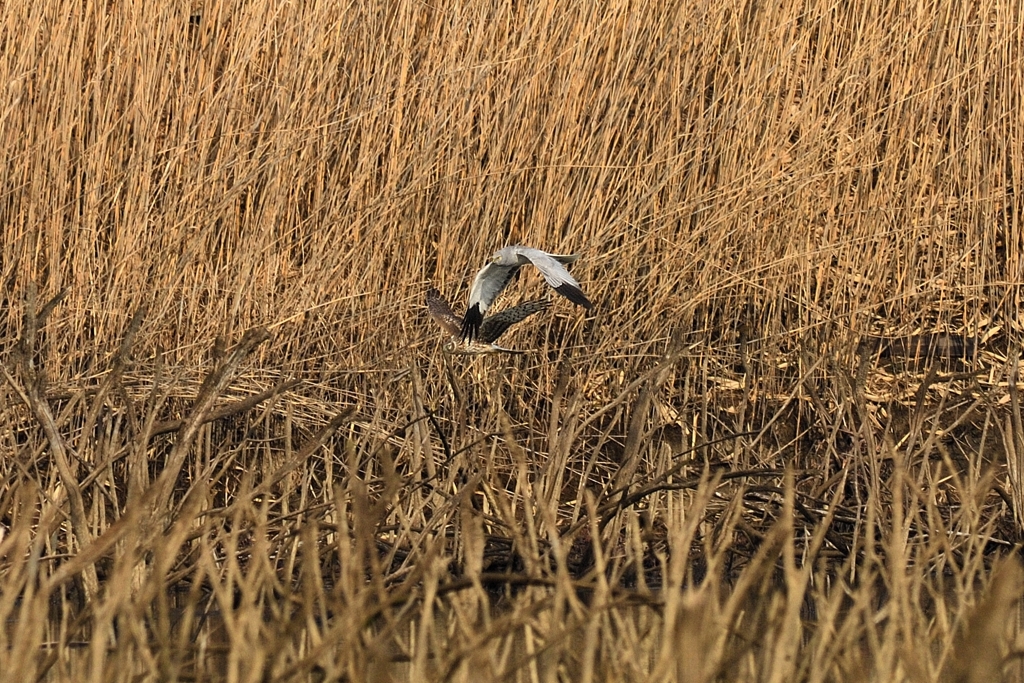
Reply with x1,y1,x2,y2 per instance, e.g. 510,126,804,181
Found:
2,0,1024,680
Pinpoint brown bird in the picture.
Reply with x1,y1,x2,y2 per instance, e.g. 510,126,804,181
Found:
426,288,549,355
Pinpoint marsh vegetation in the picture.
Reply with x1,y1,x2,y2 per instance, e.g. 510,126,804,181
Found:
2,0,1023,680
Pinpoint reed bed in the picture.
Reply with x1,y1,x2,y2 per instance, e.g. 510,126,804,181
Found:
2,0,1023,680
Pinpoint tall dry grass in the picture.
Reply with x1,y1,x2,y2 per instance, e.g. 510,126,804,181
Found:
2,0,1023,680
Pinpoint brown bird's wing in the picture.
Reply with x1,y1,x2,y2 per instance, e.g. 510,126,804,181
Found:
426,288,462,337
478,299,550,343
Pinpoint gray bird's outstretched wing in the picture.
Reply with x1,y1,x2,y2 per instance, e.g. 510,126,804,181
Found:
426,288,462,337
511,247,594,311
478,299,551,343
461,261,521,340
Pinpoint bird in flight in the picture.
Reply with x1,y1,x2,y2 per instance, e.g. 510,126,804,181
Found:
427,288,550,354
460,246,593,341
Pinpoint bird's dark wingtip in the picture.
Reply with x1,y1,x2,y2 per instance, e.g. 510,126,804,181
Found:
461,304,484,340
555,283,594,310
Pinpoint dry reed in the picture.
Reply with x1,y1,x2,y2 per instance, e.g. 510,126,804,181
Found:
2,0,1023,680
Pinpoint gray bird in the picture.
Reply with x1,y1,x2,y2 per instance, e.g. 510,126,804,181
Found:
461,246,593,341
427,288,549,355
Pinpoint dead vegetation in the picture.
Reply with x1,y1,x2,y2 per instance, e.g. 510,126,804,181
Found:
2,0,1024,680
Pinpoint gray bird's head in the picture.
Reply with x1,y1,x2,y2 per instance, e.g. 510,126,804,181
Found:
491,247,519,266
